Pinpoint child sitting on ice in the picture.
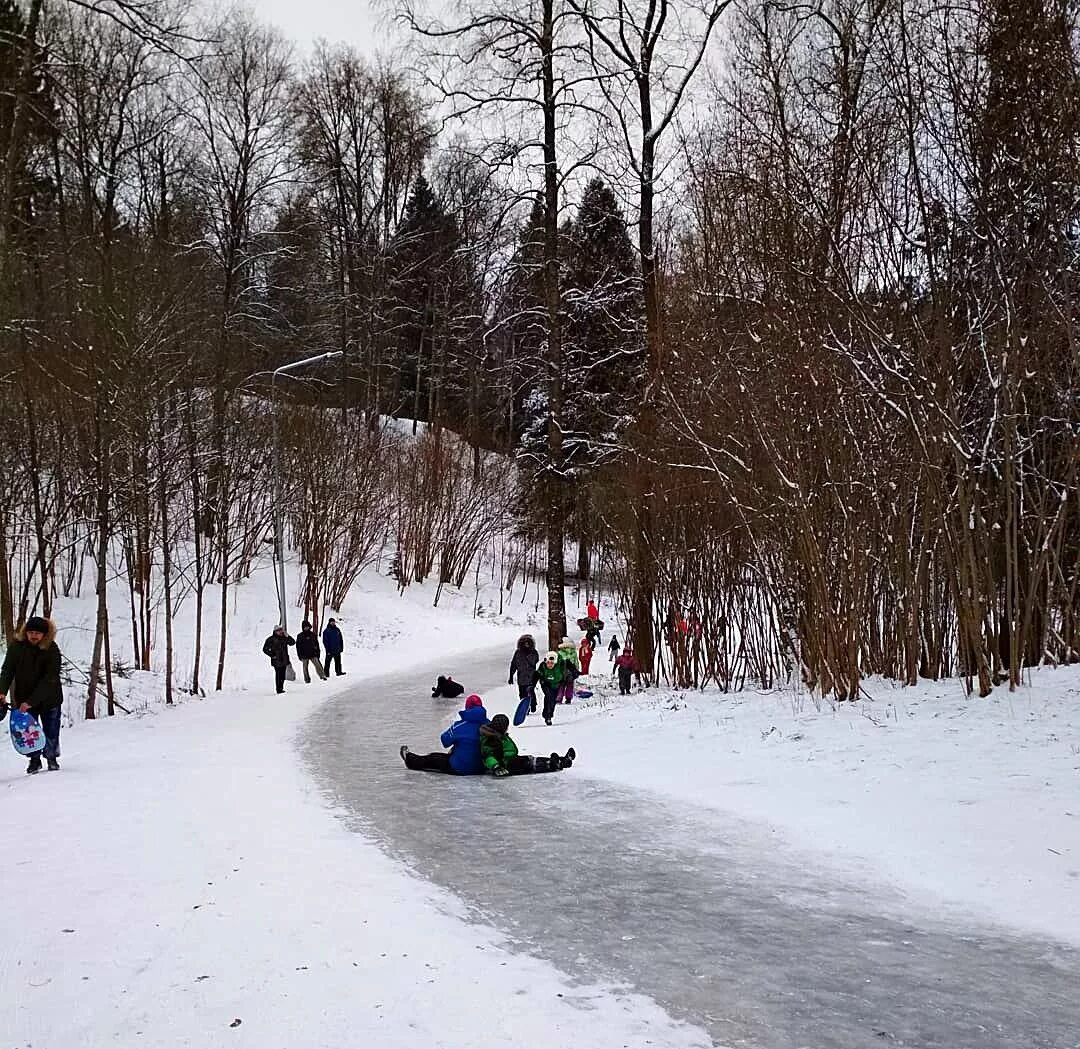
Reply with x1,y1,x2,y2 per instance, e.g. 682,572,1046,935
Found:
431,675,465,699
479,714,575,776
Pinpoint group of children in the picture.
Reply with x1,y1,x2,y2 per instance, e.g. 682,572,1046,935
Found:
404,601,644,777
401,694,575,777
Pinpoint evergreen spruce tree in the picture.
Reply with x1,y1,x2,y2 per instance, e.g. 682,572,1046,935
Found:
385,175,461,427
503,198,549,458
563,177,643,468
563,178,643,578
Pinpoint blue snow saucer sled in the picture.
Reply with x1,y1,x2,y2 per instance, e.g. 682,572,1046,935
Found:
9,709,46,756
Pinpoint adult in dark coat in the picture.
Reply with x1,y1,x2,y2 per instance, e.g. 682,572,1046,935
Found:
508,634,540,713
295,621,327,683
262,626,295,694
0,616,64,773
322,618,345,677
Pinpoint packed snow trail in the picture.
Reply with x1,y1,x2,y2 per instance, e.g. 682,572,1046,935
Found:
303,651,1079,1049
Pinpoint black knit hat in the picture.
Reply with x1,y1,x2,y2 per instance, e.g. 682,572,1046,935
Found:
24,616,49,634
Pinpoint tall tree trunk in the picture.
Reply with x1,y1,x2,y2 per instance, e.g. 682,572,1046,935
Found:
630,125,659,672
86,400,111,720
157,408,174,706
541,0,567,650
0,508,13,640
186,393,204,695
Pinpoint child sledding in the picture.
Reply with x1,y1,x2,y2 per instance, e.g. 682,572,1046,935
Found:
400,697,576,776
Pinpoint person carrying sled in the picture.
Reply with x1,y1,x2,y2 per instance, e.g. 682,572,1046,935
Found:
508,634,540,713
578,635,594,675
480,714,575,776
296,621,327,683
0,616,64,774
556,637,580,704
262,626,295,694
535,651,563,726
401,694,488,773
322,618,345,677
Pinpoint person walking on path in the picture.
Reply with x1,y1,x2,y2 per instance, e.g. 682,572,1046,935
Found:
322,618,345,677
400,695,489,773
296,621,327,683
607,635,620,663
614,647,639,695
508,634,540,713
480,714,575,775
536,651,563,726
0,616,64,774
262,626,295,694
578,636,594,675
557,637,580,704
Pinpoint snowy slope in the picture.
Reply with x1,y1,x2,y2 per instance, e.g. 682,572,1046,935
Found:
1,640,713,1049
490,662,1080,948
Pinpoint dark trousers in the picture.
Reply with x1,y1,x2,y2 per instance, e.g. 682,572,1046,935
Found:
507,755,560,775
39,706,62,759
274,664,287,693
404,752,453,773
324,652,343,676
617,667,632,695
540,681,559,720
517,678,537,711
301,656,326,683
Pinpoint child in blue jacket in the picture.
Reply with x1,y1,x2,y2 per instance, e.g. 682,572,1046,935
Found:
400,695,489,774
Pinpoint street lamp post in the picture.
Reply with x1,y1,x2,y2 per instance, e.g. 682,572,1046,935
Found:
269,351,343,632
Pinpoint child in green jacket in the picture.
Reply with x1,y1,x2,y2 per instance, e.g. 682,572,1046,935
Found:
480,714,575,776
536,651,564,725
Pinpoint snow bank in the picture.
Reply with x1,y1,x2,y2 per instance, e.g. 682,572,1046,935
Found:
46,550,545,719
1,607,713,1049
488,663,1080,948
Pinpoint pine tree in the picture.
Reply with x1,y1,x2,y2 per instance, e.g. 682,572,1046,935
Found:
0,0,52,274
973,0,1078,324
384,175,461,428
563,177,644,469
502,199,549,457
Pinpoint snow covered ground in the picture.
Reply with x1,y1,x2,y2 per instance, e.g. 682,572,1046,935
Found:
7,560,1078,1046
2,594,712,1049
486,658,1080,948
46,550,544,719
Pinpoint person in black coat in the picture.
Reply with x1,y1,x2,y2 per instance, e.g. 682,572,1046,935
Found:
295,621,327,683
431,675,465,699
0,616,64,774
508,634,540,713
322,618,345,677
262,626,296,694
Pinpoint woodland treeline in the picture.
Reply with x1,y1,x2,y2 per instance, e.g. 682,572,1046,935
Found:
0,0,1077,712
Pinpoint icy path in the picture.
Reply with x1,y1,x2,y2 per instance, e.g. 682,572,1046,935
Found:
1,674,711,1049
305,652,1080,1049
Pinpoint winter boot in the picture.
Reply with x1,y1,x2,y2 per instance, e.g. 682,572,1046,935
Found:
26,754,42,775
549,751,562,770
399,745,410,765
47,756,60,772
563,747,576,763
544,716,552,726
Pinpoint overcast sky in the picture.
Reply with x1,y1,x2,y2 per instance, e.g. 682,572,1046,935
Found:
249,0,392,54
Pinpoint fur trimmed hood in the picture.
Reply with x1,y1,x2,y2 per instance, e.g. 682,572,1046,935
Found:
14,619,57,650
